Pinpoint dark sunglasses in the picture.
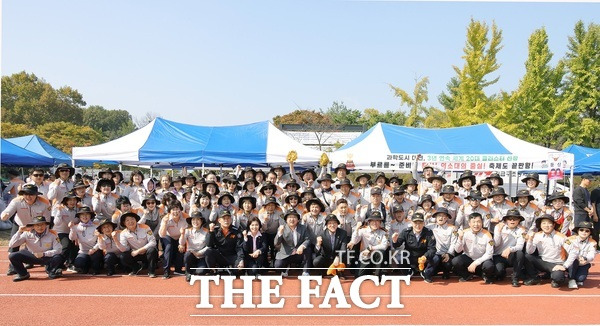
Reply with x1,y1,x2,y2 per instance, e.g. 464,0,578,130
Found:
32,174,44,177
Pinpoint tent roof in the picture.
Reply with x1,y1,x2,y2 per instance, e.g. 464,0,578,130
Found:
6,135,72,165
562,144,600,162
1,138,55,166
72,118,322,167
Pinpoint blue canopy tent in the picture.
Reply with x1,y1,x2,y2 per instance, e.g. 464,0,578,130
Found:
72,118,322,168
562,144,600,174
1,138,55,166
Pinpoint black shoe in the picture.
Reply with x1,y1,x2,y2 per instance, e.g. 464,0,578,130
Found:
173,270,185,276
185,273,191,282
163,271,171,279
512,279,520,287
483,276,493,284
13,273,30,282
442,272,450,280
91,270,99,276
551,281,560,288
459,275,473,282
24,263,34,269
7,267,17,276
524,277,541,286
107,270,114,276
48,271,61,279
129,264,143,276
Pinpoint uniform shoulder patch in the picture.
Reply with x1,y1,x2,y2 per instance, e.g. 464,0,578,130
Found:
565,239,571,245
566,216,573,221
488,240,495,246
485,214,492,219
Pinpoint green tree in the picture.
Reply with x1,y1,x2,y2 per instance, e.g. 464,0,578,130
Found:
321,101,362,125
438,77,460,112
496,28,564,148
443,19,503,126
556,21,600,148
83,105,136,141
35,122,104,154
1,71,85,126
273,110,331,126
390,76,437,127
423,108,450,128
0,122,31,138
358,108,407,129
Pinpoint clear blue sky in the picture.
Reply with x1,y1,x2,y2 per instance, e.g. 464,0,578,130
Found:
2,1,599,126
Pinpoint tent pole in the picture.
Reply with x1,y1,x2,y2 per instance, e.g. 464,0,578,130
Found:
202,163,205,176
569,167,575,212
119,164,122,172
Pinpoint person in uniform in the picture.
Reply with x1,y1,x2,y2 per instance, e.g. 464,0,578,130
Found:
412,155,445,196
404,178,420,203
206,210,244,275
235,195,258,231
565,221,597,289
158,201,188,278
456,190,490,230
52,190,80,269
190,192,217,223
213,191,238,219
452,212,496,283
124,170,146,209
242,217,268,277
73,180,93,208
523,214,574,288
8,216,64,281
333,163,352,188
476,179,493,207
240,178,259,201
435,185,463,225
386,186,415,215
333,179,361,211
544,191,573,236
372,172,392,198
22,168,49,199
349,211,389,278
313,214,348,278
315,174,336,213
113,212,158,278
521,172,545,207
302,198,327,244
486,172,504,190
258,196,284,267
392,212,436,281
1,184,52,275
301,187,317,204
281,191,305,217
92,179,119,221
457,170,476,201
69,206,101,275
47,163,75,208
425,175,446,201
425,207,458,281
274,210,312,277
155,174,172,202
412,194,437,224
257,182,278,210
179,211,210,282
334,198,358,239
95,218,120,276
514,189,541,232
358,187,389,222
492,208,527,287
354,173,372,203
487,187,514,233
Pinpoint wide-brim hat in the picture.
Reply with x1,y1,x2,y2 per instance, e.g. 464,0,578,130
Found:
392,186,405,195
325,213,340,224
387,176,403,186
54,163,75,178
335,179,354,189
370,187,383,196
284,209,300,220
259,181,277,195
466,190,485,201
547,191,569,204
503,208,524,222
366,210,384,222
141,194,158,208
476,179,493,191
427,175,447,184
573,221,594,233
186,211,206,226
305,198,325,212
317,174,334,183
405,178,418,186
242,178,258,190
61,190,81,205
97,167,114,179
300,169,317,180
120,212,140,228
26,216,50,227
195,177,206,186
18,184,41,196
217,192,236,205
72,180,89,189
515,189,534,201
76,206,96,218
301,187,316,197
170,176,183,187
270,165,286,174
440,185,458,195
458,170,476,186
263,196,280,207
521,172,541,185
238,195,257,210
184,173,197,183
254,170,266,178
222,175,238,184
202,181,220,195
96,179,116,192
96,218,117,232
535,214,558,231
284,180,300,190
334,163,349,174
486,172,504,185
355,173,371,182
373,172,388,183
433,207,450,218
489,187,508,197
418,194,434,206
284,191,300,204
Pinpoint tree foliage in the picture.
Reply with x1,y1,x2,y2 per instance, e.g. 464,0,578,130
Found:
390,77,437,127
35,122,104,154
83,105,136,141
321,101,362,125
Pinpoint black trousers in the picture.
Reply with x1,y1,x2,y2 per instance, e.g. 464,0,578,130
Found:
493,250,525,280
184,251,208,275
161,237,184,272
357,249,386,277
452,254,496,279
9,250,65,277
119,247,158,274
274,247,312,274
524,254,566,283
74,251,104,273
423,253,453,279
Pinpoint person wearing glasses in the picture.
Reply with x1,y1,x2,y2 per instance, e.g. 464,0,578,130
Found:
47,163,75,208
565,221,597,289
22,168,49,199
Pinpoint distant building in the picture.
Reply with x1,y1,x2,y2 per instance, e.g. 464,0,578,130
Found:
278,124,365,151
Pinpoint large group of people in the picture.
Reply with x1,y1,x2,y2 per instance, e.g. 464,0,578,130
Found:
2,158,598,290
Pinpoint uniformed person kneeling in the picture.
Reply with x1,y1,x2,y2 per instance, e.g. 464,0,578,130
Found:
113,212,159,278
205,210,244,276
8,216,65,281
492,208,527,287
452,212,496,283
348,211,389,278
392,212,436,282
